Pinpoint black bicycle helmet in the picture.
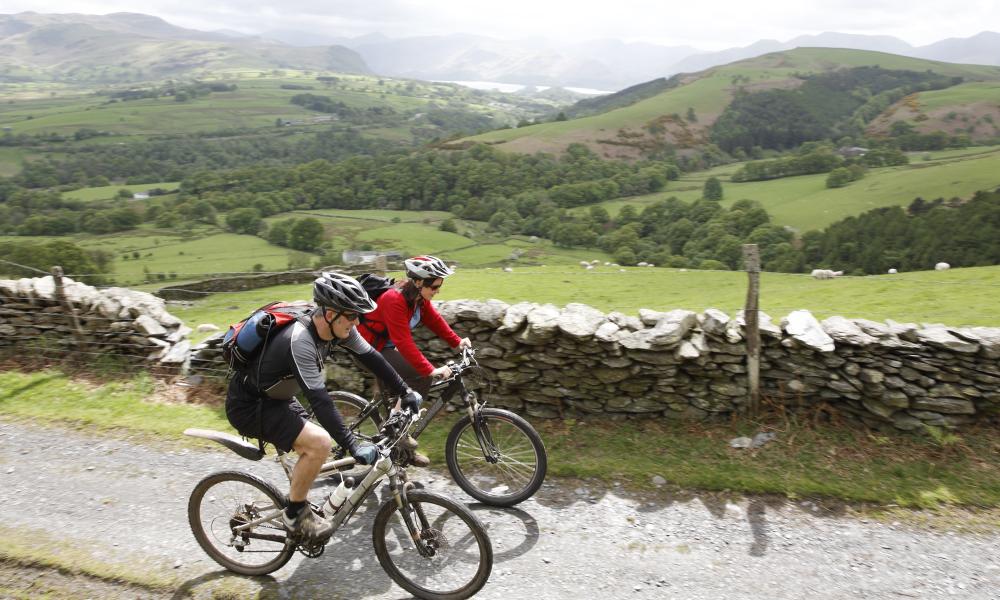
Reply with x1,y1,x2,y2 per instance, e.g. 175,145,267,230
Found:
313,272,377,313
404,255,454,279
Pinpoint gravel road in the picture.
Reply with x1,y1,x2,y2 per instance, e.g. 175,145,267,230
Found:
1,418,998,599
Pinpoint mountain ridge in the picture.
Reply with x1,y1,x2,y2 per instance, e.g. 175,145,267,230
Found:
0,12,370,82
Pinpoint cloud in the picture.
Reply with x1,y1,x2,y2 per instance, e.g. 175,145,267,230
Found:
3,0,996,48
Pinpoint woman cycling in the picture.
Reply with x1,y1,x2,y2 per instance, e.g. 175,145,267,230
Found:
358,256,471,465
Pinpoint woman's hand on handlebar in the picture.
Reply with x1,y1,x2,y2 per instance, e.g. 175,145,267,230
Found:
458,337,473,350
430,365,453,380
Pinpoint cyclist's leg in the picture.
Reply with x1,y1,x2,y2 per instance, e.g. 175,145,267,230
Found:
288,421,331,501
380,347,432,399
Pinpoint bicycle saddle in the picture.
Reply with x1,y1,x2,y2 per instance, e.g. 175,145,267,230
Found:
184,428,265,461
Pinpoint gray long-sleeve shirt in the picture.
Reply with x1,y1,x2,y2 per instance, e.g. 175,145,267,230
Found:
242,313,407,449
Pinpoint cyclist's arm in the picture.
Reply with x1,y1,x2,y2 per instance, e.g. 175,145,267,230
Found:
288,324,355,450
421,300,462,348
381,292,435,376
340,327,409,396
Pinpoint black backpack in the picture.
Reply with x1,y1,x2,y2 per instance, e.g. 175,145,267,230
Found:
356,273,395,342
356,273,395,302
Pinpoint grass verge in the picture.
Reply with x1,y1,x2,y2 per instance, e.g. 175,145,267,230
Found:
3,367,999,511
0,525,178,593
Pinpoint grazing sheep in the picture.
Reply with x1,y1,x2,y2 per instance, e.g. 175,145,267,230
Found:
887,268,898,274
591,259,600,265
935,262,950,270
811,269,843,280
585,265,594,270
503,267,513,272
637,261,649,267
579,261,590,267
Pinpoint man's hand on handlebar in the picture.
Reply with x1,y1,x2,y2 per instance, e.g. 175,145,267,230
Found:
401,388,422,412
349,441,379,465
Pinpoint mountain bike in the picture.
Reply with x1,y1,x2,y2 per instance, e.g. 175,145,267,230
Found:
185,406,493,600
324,347,547,507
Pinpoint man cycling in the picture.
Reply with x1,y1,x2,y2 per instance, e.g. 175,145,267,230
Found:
225,272,421,540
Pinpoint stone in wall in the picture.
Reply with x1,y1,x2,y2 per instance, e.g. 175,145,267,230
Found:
0,276,190,369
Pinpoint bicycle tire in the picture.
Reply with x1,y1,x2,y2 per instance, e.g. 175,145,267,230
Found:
372,489,493,600
328,390,384,441
187,470,294,576
445,408,547,507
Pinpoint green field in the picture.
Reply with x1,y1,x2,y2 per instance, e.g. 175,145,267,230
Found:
0,73,553,137
1,208,613,287
62,181,180,202
579,146,1000,231
917,81,1000,110
0,147,27,177
168,264,1000,342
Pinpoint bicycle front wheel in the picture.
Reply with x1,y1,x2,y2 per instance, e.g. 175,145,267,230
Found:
373,490,493,600
445,408,547,507
187,471,294,576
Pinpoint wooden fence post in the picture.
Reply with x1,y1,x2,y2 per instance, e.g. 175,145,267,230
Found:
742,245,761,417
373,254,388,275
51,266,86,348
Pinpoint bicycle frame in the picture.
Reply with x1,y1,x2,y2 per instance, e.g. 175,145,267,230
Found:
356,351,484,441
232,414,422,545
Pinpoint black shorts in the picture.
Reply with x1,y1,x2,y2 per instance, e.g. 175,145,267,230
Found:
226,377,308,453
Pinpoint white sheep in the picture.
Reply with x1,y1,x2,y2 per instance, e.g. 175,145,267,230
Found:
811,269,843,280
935,262,950,271
637,261,649,267
585,265,594,270
503,267,513,272
579,261,590,267
591,259,600,265
887,268,898,274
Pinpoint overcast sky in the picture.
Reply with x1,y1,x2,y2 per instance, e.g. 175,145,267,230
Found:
6,0,999,49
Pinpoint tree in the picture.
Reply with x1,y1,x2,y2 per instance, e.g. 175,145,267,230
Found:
703,176,723,201
225,208,263,235
439,218,457,233
287,217,325,251
826,167,853,188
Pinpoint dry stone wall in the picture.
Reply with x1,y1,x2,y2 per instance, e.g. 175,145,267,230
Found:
190,299,1000,431
0,277,192,366
3,276,995,432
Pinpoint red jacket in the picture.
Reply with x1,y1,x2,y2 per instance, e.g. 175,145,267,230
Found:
358,287,461,376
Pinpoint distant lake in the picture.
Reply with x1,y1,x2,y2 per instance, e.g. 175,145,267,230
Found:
438,80,612,96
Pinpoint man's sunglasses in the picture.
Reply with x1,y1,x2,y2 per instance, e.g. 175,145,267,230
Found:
338,311,360,322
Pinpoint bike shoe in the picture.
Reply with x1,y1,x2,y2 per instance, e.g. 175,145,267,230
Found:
409,450,431,468
282,506,333,541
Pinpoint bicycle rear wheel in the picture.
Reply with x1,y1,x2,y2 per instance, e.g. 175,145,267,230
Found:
187,470,294,576
328,391,384,442
309,391,384,479
373,490,492,600
445,408,547,507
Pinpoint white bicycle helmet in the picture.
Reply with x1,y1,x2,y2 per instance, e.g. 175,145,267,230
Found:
313,272,377,313
404,255,454,280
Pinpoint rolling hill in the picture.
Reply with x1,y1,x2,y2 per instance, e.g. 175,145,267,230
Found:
0,12,370,83
463,48,1000,158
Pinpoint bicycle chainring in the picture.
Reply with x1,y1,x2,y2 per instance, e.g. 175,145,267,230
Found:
297,540,326,558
